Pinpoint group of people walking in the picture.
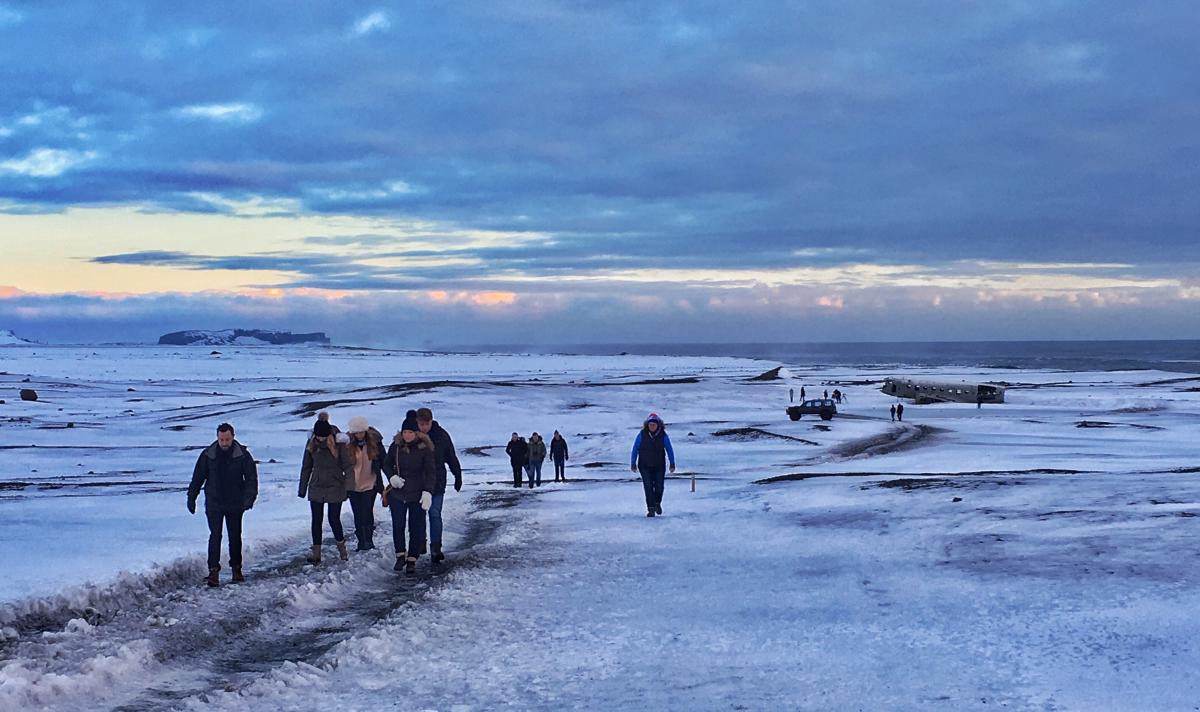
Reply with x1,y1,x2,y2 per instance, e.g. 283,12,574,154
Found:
187,410,680,588
505,430,569,487
298,408,462,577
187,406,462,587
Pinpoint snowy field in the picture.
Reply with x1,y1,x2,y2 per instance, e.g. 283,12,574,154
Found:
2,345,1200,710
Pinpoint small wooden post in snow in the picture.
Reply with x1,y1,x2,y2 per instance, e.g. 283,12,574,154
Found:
691,471,696,492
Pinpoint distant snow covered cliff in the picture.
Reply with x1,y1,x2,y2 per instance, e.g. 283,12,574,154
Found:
0,329,36,345
157,329,330,346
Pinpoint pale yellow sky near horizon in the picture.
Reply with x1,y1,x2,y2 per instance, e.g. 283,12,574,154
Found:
0,206,1189,304
0,206,522,295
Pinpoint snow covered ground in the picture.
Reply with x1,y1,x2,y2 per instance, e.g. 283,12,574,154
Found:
2,345,1200,710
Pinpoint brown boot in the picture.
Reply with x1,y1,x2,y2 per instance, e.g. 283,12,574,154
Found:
205,566,220,587
336,540,349,561
306,545,321,563
405,556,417,574
231,567,245,583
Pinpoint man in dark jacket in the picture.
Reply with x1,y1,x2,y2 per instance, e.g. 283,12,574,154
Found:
187,422,258,587
505,433,528,488
416,407,462,563
550,430,569,481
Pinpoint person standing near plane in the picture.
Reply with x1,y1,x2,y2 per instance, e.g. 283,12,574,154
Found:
896,403,905,421
631,412,676,518
889,404,896,421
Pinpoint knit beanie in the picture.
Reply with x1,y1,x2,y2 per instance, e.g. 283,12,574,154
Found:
313,419,333,438
401,415,419,433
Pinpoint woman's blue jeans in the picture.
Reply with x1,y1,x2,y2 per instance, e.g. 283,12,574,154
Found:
388,499,426,556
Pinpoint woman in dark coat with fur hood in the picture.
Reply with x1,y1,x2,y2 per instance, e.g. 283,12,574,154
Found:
299,418,352,563
383,412,436,574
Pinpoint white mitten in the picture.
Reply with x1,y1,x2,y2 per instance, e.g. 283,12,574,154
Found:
335,432,350,445
420,491,432,511
389,475,403,489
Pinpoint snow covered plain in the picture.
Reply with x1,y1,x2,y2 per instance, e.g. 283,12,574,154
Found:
2,345,1200,710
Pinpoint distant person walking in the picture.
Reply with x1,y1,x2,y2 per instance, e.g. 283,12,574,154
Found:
550,430,569,481
187,422,258,587
800,386,806,400
889,404,896,422
506,433,528,488
383,414,436,574
299,417,351,563
344,416,385,551
896,403,905,422
823,389,829,399
833,389,842,404
527,432,547,487
631,412,676,518
416,407,462,563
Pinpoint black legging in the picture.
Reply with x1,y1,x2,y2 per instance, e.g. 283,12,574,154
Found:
347,490,376,546
511,461,524,487
310,501,345,545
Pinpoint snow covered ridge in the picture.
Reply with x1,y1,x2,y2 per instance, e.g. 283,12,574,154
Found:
157,329,331,346
0,329,36,345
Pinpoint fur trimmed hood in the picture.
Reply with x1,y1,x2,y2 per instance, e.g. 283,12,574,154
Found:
392,430,433,450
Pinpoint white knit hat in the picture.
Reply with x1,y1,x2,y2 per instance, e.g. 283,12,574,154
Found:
347,416,370,433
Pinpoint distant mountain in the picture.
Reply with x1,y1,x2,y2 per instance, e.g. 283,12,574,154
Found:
0,329,37,345
157,329,331,346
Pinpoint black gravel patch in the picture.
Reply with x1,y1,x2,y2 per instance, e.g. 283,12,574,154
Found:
756,468,1087,485
711,427,820,446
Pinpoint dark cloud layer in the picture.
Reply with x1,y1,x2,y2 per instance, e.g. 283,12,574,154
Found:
2,1,1198,268
3,2,1200,343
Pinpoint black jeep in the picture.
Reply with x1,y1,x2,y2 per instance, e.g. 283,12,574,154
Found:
786,398,837,421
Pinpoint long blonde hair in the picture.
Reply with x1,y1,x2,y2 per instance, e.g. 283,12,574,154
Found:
349,429,381,464
307,433,337,455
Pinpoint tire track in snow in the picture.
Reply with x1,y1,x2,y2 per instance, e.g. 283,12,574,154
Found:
0,490,520,711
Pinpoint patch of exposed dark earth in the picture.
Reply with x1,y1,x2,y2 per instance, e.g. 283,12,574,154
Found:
711,427,820,446
1076,420,1165,430
757,468,1087,485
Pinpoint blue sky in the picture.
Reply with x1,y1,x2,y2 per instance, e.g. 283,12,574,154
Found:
1,1,1198,345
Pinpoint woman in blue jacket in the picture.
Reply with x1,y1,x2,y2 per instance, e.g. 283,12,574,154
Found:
630,412,675,517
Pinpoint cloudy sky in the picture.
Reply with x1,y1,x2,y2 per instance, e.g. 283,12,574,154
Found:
1,1,1197,346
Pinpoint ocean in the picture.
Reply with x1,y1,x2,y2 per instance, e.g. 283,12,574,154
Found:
469,340,1200,374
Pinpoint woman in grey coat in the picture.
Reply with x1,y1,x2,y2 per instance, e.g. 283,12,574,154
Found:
299,418,351,563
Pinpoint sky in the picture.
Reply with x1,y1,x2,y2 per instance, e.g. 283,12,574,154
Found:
1,1,1198,346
